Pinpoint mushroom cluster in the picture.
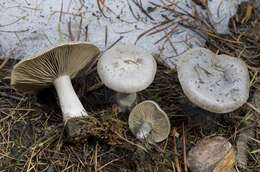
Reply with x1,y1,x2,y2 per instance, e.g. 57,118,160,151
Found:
10,41,250,154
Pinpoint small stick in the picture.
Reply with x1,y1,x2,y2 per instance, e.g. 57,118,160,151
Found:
114,131,147,152
183,123,188,172
94,144,98,172
0,59,8,69
86,82,104,93
173,128,181,172
0,29,29,33
76,14,83,41
105,25,108,47
131,0,154,21
68,18,75,41
97,0,108,18
85,25,88,41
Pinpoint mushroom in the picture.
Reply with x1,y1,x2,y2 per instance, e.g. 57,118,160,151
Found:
187,136,236,172
11,42,100,121
177,48,249,113
128,100,171,143
97,44,157,111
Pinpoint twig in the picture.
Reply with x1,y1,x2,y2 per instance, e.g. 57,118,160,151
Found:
105,36,123,51
105,26,108,47
246,103,260,114
114,131,147,152
183,123,188,172
86,82,104,93
130,0,154,21
173,128,181,172
135,20,171,43
0,16,26,27
97,157,121,171
0,59,8,69
85,25,88,41
0,29,29,33
76,15,83,41
94,144,98,172
97,0,109,18
68,18,75,41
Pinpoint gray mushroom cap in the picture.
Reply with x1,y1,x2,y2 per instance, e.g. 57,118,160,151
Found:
97,44,157,94
177,48,250,113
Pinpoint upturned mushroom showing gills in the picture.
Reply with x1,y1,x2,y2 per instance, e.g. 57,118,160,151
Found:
128,100,171,143
11,42,100,121
97,44,157,112
177,48,250,113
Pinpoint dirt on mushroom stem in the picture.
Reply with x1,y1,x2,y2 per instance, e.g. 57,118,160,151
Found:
0,3,259,172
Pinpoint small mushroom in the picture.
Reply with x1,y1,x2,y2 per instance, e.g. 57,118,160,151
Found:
11,42,100,121
188,136,236,172
177,48,250,113
97,44,157,111
128,100,171,143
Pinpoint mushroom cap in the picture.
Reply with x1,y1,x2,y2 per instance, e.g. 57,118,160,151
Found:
11,42,100,92
187,136,236,172
97,44,157,94
128,100,171,143
177,48,249,113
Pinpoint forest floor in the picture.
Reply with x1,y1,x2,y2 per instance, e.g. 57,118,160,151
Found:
0,2,259,172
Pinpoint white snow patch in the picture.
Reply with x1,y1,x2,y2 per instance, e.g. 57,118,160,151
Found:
1,0,246,68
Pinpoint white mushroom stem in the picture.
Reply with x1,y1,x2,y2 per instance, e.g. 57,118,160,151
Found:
54,75,88,121
116,92,137,111
136,122,152,139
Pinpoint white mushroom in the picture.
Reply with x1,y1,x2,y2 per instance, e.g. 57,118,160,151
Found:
11,42,100,121
128,100,171,143
177,48,250,113
97,44,157,111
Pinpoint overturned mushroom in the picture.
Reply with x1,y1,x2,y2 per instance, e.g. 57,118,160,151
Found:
128,100,171,143
188,136,236,172
11,42,100,121
177,48,250,113
97,44,157,111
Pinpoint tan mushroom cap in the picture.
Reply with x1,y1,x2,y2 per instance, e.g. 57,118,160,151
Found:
128,100,171,143
11,42,100,92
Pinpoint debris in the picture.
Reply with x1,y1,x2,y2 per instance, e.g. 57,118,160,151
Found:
187,136,236,172
236,90,258,169
197,0,249,34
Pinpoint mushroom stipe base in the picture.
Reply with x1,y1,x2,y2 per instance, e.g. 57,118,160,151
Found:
54,75,88,120
115,92,137,112
63,116,125,145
